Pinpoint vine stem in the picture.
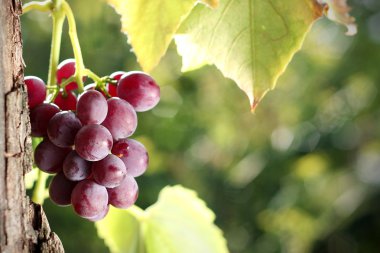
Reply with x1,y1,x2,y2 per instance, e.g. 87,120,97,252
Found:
61,1,85,93
47,8,65,87
22,0,52,14
31,170,49,204
24,0,100,205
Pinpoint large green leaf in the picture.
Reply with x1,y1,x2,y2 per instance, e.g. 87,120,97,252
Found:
96,185,228,253
174,0,324,110
107,0,219,72
144,185,228,253
96,206,141,253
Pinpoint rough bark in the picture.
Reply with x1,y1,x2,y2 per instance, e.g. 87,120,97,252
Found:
0,0,64,252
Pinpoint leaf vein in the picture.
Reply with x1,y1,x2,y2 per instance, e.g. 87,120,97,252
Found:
206,0,234,53
224,27,249,68
249,0,256,102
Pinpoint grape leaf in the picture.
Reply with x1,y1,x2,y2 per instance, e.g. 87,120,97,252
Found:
95,185,228,253
107,0,219,72
143,185,228,253
96,206,141,253
174,0,324,110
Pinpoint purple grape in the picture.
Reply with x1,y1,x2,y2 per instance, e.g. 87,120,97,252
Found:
107,176,138,209
24,76,46,109
92,154,127,188
34,139,71,174
54,90,77,111
71,179,108,219
56,59,86,91
102,98,137,140
30,103,60,137
76,90,108,125
111,139,148,177
75,124,113,161
117,71,160,112
63,150,91,181
49,172,77,206
87,205,109,222
107,71,125,97
47,111,82,148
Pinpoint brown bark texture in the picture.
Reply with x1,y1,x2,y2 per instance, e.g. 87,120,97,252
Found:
0,0,64,252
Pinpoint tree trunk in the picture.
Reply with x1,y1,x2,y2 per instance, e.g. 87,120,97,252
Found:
0,0,63,252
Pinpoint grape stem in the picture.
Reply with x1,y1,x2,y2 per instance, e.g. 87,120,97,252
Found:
24,0,115,205
61,1,85,93
22,0,52,14
31,170,49,204
47,7,65,88
23,0,89,204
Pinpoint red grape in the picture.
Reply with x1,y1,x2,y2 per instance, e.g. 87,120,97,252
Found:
54,90,77,111
102,98,137,140
49,172,77,206
24,76,46,109
47,111,82,148
111,139,148,177
107,71,125,97
107,175,138,209
75,124,113,161
87,205,109,222
92,154,127,188
56,59,81,91
83,83,96,91
63,150,91,181
34,139,71,174
71,179,108,219
77,90,108,125
117,72,160,112
30,103,60,137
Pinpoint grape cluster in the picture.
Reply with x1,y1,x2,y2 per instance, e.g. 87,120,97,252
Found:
25,59,160,221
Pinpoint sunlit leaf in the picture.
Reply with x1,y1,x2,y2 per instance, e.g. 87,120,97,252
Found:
107,0,219,72
96,206,141,253
96,185,228,253
175,0,324,110
144,185,228,253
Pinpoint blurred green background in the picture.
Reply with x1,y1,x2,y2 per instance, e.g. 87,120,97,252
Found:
22,0,380,252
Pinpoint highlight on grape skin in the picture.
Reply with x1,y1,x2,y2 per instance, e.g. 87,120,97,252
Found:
92,154,127,188
76,90,108,125
63,150,91,181
102,97,137,140
24,76,46,109
107,175,139,209
56,58,85,91
54,90,77,111
112,138,149,177
117,71,160,112
74,124,113,162
71,179,108,219
30,103,60,137
47,111,82,148
34,139,71,174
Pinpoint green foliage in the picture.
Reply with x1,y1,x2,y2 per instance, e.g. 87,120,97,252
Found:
108,0,326,109
21,0,376,253
96,185,228,253
107,0,218,72
96,207,140,253
175,0,323,109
